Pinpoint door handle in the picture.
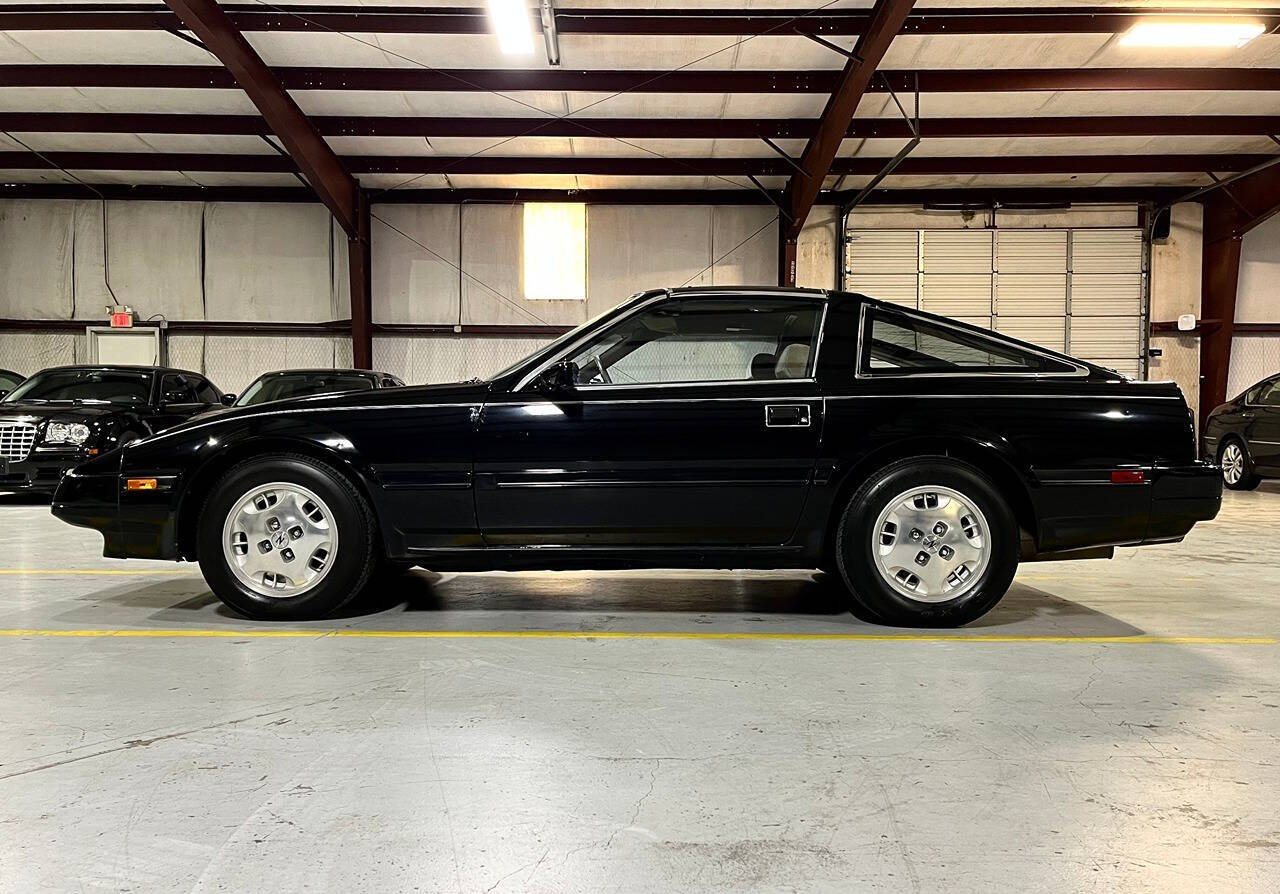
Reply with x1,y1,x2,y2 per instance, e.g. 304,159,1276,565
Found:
765,404,811,428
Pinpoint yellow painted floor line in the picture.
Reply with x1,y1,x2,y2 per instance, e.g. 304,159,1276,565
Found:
0,569,194,575
0,629,1272,644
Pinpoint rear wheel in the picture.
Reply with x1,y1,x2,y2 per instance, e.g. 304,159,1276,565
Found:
1219,438,1261,491
197,454,377,620
834,458,1019,627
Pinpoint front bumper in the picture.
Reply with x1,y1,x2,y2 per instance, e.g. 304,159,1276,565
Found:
1,450,88,494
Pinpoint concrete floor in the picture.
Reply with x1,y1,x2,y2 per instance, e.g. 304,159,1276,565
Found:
1,488,1278,892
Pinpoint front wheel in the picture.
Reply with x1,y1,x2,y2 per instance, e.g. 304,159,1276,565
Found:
834,458,1020,627
196,454,378,620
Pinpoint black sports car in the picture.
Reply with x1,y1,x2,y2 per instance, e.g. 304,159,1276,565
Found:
52,287,1221,627
1,365,227,494
1203,373,1280,490
233,368,405,407
0,369,23,397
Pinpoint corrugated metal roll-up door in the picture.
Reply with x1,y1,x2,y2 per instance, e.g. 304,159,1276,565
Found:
1068,229,1146,379
921,230,993,329
995,230,1068,352
844,224,1147,379
844,230,919,308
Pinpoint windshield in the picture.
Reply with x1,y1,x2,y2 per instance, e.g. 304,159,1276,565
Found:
3,369,151,404
236,373,376,406
488,290,661,382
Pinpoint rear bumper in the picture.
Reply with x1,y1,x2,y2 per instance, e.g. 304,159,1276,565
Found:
1031,461,1221,555
1145,461,1222,542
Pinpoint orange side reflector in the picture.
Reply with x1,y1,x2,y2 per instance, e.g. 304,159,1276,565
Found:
1111,470,1145,484
126,478,158,491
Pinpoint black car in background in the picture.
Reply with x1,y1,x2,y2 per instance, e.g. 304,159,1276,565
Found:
0,369,24,397
1,365,226,494
234,369,404,407
1203,373,1280,490
53,287,1221,627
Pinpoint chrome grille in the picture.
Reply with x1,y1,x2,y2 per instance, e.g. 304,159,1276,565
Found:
0,423,37,462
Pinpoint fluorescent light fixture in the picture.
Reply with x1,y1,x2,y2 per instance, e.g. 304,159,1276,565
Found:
487,0,535,55
1120,20,1265,48
523,203,586,301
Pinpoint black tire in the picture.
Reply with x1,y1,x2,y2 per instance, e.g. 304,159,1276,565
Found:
833,457,1019,628
197,453,378,620
1218,437,1262,491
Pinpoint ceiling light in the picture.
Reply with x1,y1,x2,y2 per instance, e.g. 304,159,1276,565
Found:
1120,20,1265,48
487,0,535,55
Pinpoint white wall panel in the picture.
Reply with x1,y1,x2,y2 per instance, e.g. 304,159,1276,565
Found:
374,335,552,385
73,200,204,319
1236,212,1280,324
203,335,350,392
165,334,206,378
710,206,777,286
1227,336,1280,398
0,331,79,375
461,204,586,328
587,206,711,317
371,204,460,325
203,203,335,322
0,200,73,319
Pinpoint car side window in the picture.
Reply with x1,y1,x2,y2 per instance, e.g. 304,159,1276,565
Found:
194,379,222,405
1256,379,1280,407
160,374,200,405
566,297,823,386
861,308,1070,375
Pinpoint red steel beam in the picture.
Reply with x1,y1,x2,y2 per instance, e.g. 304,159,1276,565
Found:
0,182,1187,206
0,151,1267,176
2,5,1278,35
159,0,370,364
158,0,359,235
1198,159,1280,424
5,65,1280,93
6,112,1280,140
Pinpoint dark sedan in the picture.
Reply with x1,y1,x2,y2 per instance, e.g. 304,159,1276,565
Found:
0,368,23,397
53,287,1221,627
1,365,227,494
234,369,404,407
1203,373,1280,490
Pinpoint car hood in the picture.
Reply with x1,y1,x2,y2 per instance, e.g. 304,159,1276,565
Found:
142,379,493,439
0,401,131,421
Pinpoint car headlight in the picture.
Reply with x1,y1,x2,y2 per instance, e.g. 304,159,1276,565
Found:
44,422,92,446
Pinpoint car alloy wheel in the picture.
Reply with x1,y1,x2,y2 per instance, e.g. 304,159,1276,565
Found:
1221,442,1245,486
870,485,990,603
221,481,338,598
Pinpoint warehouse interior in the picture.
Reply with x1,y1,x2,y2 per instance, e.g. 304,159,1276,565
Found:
2,1,1280,891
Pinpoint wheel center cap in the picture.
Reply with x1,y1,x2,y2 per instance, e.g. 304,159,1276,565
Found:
922,534,940,553
272,531,289,549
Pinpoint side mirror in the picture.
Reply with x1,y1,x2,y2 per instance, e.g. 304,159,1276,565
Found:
221,393,237,406
534,360,579,393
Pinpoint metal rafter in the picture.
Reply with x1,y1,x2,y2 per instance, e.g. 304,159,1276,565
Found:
2,6,1278,35
0,151,1267,176
5,113,1280,140
5,65,1280,93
